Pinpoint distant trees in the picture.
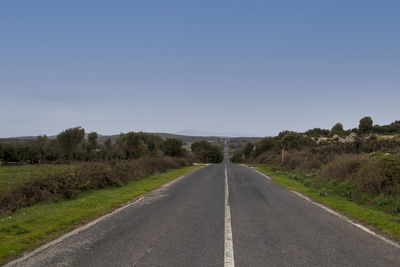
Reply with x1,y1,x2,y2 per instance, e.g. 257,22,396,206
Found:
230,116,400,164
305,128,330,137
122,132,147,159
57,127,85,160
331,123,344,136
359,116,373,133
0,128,188,164
243,143,254,158
87,132,98,151
102,138,113,161
0,144,3,160
373,120,400,134
254,137,277,156
281,132,308,150
162,138,184,157
191,141,223,163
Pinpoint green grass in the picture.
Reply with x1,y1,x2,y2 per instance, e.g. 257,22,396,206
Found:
0,164,75,192
253,165,400,240
0,165,201,265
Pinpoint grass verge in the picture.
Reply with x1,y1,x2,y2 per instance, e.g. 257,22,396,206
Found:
0,165,201,265
252,165,400,240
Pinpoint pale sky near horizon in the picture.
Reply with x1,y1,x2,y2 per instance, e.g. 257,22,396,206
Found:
1,1,399,137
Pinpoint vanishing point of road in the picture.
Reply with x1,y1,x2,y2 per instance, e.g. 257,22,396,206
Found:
7,148,400,266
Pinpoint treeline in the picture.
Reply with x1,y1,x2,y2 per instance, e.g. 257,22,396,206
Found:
231,116,400,163
0,127,170,163
305,117,400,137
230,117,400,208
0,127,224,164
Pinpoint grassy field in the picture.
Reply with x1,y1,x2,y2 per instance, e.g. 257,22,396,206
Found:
0,165,201,265
252,165,400,241
0,164,75,192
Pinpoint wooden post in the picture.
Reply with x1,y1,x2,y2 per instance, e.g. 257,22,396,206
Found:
282,149,285,165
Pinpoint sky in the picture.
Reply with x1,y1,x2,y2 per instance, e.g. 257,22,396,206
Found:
1,0,399,137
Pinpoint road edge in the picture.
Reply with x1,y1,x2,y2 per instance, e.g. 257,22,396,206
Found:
4,165,206,267
241,164,400,250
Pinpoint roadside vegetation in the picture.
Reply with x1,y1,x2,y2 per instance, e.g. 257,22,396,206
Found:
191,141,224,163
0,165,201,265
0,127,225,264
0,164,74,193
0,157,192,213
231,117,400,237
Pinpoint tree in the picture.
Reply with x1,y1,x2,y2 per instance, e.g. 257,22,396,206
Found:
281,132,306,150
359,116,373,133
243,143,254,158
56,127,85,160
0,144,3,161
305,128,330,137
103,138,113,161
230,151,244,163
2,145,18,162
136,132,163,154
124,132,147,159
331,123,344,136
191,140,223,163
86,132,99,161
162,138,183,157
87,132,98,150
254,137,276,156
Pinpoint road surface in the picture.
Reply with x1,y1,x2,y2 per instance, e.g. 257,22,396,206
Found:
7,154,400,266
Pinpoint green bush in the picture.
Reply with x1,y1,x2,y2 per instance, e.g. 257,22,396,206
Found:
0,156,193,213
162,138,184,157
320,154,367,180
191,141,223,163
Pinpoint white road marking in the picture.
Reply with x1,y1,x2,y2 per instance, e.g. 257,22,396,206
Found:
244,165,400,250
241,164,271,181
252,169,271,180
5,197,144,267
290,190,400,250
224,164,235,267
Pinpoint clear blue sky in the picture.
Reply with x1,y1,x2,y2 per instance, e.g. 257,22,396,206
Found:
1,0,399,137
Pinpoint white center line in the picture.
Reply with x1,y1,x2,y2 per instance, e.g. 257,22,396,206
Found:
224,163,235,267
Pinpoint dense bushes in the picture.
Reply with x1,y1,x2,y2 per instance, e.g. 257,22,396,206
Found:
191,141,224,163
0,156,193,213
162,138,184,157
230,116,400,208
355,154,400,195
320,154,368,181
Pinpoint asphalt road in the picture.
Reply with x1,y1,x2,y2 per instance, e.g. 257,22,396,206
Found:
7,157,400,266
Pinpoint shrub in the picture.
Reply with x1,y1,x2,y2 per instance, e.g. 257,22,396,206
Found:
355,154,400,195
283,151,324,170
162,138,184,157
254,151,281,165
0,156,193,213
191,141,223,163
320,154,368,180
